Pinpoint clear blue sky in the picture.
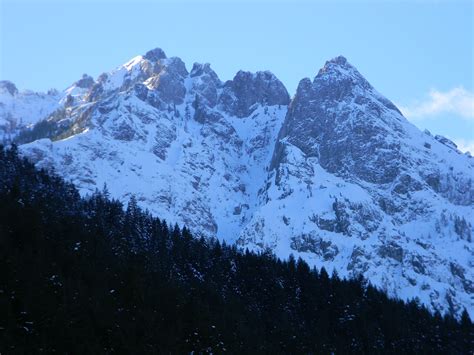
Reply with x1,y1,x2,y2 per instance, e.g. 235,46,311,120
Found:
1,0,473,149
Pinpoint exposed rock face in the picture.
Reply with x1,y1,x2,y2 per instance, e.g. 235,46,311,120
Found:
3,49,473,319
144,47,167,62
74,74,95,89
190,63,221,108
145,57,188,105
272,56,404,184
0,80,18,96
219,70,290,117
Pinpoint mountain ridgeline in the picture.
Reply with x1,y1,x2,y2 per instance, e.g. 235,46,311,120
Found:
0,145,472,353
0,48,473,320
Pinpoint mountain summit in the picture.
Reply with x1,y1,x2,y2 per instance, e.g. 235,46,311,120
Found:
1,50,473,318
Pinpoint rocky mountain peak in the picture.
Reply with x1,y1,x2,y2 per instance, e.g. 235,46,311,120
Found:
315,55,372,92
162,57,189,77
143,47,167,61
86,50,188,106
189,63,221,108
74,74,95,89
0,80,18,96
219,70,289,117
272,56,412,184
315,56,400,115
319,55,350,71
292,77,314,101
190,63,217,78
143,56,188,105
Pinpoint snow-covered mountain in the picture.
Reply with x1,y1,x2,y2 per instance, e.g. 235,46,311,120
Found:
3,48,473,318
0,81,61,140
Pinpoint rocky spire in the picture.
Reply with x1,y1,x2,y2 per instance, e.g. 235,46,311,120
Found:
218,70,290,117
0,80,18,96
143,47,167,62
271,56,405,184
74,74,95,89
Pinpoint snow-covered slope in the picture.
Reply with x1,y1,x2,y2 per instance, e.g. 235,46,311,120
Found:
0,81,61,139
7,49,473,318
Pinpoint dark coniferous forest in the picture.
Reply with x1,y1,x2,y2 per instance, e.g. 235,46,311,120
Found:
0,145,472,354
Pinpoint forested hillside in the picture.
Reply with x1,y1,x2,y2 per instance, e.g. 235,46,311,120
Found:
0,145,472,353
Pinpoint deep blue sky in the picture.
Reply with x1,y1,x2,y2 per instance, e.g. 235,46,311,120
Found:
1,0,473,149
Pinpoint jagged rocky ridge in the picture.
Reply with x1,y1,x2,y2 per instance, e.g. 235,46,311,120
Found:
1,48,473,318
